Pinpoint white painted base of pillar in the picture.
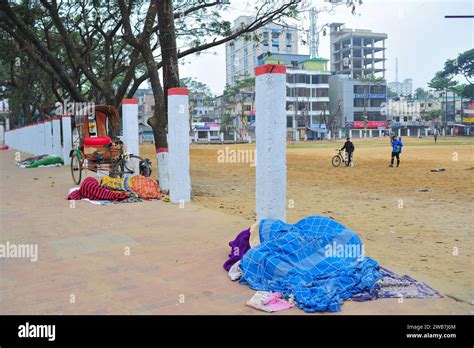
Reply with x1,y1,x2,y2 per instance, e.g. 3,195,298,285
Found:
157,152,170,194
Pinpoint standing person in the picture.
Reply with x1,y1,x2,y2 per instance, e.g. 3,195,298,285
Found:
340,137,355,167
434,129,439,143
389,135,403,167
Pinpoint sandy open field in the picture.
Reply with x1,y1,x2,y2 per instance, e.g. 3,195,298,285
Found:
143,136,474,309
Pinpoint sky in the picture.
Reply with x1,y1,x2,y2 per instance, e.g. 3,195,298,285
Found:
177,0,474,95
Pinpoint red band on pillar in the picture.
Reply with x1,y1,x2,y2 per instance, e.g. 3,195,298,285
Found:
255,64,286,76
168,88,189,96
122,99,139,104
156,148,169,154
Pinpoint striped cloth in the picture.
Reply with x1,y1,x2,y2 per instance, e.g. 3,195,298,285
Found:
68,177,129,201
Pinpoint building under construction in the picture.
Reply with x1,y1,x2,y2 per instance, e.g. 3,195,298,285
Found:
329,23,387,79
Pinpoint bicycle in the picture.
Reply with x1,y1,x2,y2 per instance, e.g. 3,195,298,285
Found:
332,149,352,167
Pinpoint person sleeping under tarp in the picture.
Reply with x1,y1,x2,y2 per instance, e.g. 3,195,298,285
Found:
223,216,441,313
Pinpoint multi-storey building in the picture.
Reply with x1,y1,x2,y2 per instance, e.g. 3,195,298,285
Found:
329,74,388,138
388,78,413,96
329,23,387,79
225,16,299,85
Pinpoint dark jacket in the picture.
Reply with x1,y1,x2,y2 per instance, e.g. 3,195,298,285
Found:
341,140,355,153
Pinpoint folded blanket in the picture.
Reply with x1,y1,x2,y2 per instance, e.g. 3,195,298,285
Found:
239,216,382,313
67,177,129,201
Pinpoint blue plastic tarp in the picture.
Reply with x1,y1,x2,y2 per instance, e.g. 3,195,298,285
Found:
240,216,383,312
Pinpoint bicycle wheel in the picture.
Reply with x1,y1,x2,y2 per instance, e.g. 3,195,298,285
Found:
112,155,152,177
332,155,342,167
71,152,82,185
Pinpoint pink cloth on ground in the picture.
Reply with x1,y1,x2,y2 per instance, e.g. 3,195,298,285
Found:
263,292,294,312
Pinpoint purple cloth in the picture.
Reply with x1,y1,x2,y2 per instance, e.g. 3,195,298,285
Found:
223,228,251,271
351,266,442,301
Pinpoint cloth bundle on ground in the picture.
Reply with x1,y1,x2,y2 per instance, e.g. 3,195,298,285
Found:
237,216,383,312
68,177,129,201
16,154,49,167
25,156,63,168
246,291,295,313
223,228,251,271
351,266,442,301
100,175,160,200
224,216,442,313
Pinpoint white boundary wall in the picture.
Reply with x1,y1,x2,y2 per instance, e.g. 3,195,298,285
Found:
4,115,72,163
255,64,287,222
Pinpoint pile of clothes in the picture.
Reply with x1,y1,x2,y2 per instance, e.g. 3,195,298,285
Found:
17,155,64,168
223,216,442,313
67,175,161,204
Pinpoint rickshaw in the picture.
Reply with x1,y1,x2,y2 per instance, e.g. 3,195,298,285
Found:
70,105,152,185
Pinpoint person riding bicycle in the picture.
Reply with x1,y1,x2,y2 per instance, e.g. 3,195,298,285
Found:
340,137,355,166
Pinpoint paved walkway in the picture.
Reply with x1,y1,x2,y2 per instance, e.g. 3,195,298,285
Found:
0,150,469,314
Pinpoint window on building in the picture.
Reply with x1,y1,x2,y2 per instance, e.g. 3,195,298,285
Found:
370,99,385,107
287,116,293,128
244,105,252,112
316,89,329,97
311,75,319,84
354,85,366,94
287,74,295,84
354,99,368,107
312,102,328,111
272,31,280,39
286,32,292,40
296,74,306,84
370,85,386,94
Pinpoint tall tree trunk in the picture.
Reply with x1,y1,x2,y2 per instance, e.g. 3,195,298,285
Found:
154,0,180,149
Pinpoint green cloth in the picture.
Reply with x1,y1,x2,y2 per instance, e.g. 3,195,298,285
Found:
26,156,64,168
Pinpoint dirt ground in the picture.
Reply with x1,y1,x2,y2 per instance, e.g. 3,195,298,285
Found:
142,136,474,309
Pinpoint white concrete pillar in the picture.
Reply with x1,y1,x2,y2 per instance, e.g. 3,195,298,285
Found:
194,132,198,142
255,64,286,221
52,117,62,157
233,132,237,142
407,128,411,137
207,130,211,143
338,129,342,139
451,127,454,136
167,88,191,204
425,128,428,136
369,129,373,138
442,128,446,136
220,132,224,142
122,99,140,175
44,120,53,155
359,129,363,138
62,115,72,165
398,128,401,137
156,148,169,193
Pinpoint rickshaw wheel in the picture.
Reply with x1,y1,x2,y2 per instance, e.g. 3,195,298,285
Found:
71,152,83,185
